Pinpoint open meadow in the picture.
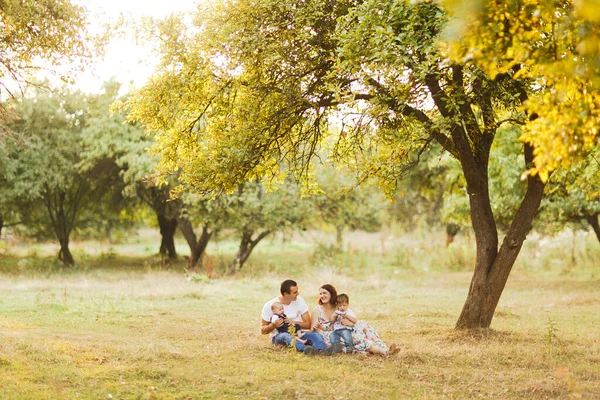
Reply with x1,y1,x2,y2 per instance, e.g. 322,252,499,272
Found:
1,229,599,399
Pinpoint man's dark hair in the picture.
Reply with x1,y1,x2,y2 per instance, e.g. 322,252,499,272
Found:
337,293,349,304
280,279,297,295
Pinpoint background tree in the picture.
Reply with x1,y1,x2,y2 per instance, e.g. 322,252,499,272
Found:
225,181,310,274
176,192,230,269
78,80,143,243
82,83,183,261
385,147,464,245
0,130,33,239
540,148,600,243
5,86,109,265
312,164,385,249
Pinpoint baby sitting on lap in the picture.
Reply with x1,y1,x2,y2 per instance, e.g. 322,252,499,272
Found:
271,301,312,345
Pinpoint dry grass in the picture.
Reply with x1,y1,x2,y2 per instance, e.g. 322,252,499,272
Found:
0,229,599,399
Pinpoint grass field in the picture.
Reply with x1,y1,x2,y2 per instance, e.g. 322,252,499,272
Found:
0,228,599,399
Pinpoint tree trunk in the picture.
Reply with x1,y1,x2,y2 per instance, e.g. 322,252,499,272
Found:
228,229,271,274
0,217,3,239
194,226,213,266
177,216,213,268
445,223,460,247
158,214,178,260
141,186,182,261
105,221,113,244
571,229,577,267
456,144,546,329
58,236,74,266
335,225,344,250
585,212,600,243
44,187,81,267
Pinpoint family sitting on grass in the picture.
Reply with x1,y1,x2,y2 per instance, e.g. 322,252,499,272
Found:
261,279,398,356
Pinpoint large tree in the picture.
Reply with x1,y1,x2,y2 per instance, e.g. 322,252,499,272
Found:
127,0,598,328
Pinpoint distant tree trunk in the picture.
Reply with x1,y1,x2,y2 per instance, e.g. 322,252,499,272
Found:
228,229,271,274
58,235,74,266
44,184,85,267
585,212,600,243
571,229,577,267
456,143,546,329
194,225,213,266
177,216,213,268
445,223,460,247
0,217,3,239
158,214,178,260
139,186,182,261
105,221,113,244
335,225,344,250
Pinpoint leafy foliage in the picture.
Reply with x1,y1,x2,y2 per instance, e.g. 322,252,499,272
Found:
4,87,91,264
312,163,385,246
2,83,142,264
224,180,312,272
442,0,600,180
0,0,91,100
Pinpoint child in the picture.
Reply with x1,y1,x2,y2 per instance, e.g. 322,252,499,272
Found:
329,293,357,353
271,301,312,345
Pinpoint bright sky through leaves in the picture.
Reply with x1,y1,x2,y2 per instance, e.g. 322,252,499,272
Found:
75,0,199,93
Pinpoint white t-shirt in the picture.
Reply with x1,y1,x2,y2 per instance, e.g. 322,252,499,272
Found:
261,296,309,338
332,308,357,330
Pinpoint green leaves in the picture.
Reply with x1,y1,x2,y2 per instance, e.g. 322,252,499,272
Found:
0,0,91,95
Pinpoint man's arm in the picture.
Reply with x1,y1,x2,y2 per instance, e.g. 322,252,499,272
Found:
261,318,283,335
297,311,311,330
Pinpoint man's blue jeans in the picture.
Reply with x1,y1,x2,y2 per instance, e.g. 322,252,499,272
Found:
272,331,326,352
330,328,353,352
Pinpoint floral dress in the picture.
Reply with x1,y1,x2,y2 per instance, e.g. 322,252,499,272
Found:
351,320,389,354
314,305,334,345
314,306,389,354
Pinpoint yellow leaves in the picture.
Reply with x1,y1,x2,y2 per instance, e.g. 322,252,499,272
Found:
441,0,600,181
577,33,600,56
519,75,600,181
0,9,12,35
574,0,600,21
109,100,125,115
442,0,572,78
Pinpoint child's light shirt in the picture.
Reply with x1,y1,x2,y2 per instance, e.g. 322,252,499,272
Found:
270,314,284,323
333,308,356,330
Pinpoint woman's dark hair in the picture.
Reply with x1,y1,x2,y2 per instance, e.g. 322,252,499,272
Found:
319,284,338,306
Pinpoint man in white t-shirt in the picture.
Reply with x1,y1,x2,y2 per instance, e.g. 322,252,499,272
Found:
261,279,342,355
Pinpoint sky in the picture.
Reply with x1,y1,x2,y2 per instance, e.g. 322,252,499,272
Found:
75,0,200,93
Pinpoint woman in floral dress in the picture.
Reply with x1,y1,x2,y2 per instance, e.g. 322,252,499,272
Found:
310,283,396,355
